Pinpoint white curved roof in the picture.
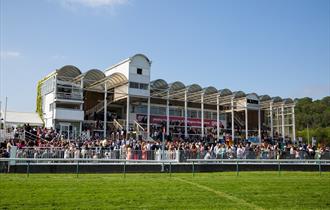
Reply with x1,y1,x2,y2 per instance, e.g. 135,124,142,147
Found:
168,81,185,93
187,84,202,93
259,95,271,102
75,69,106,87
232,91,246,98
218,89,232,97
57,65,82,81
150,79,168,90
87,72,128,90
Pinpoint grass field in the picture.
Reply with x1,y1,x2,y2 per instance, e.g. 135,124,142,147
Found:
0,172,330,209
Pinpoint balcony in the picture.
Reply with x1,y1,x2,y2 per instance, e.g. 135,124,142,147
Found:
56,92,83,101
54,108,84,121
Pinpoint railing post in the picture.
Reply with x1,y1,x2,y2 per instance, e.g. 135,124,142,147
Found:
27,161,30,178
123,161,126,179
278,160,281,176
319,160,321,176
169,162,172,178
236,160,239,176
76,160,79,178
192,161,195,177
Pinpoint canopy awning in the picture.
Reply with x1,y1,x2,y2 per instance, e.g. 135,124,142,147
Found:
3,111,43,126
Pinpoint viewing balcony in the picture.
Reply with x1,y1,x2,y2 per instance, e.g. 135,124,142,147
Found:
56,92,83,101
54,108,84,121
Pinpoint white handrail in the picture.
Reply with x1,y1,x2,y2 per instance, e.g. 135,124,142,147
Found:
113,119,123,130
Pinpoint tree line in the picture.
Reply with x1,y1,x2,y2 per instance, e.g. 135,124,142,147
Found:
295,96,330,145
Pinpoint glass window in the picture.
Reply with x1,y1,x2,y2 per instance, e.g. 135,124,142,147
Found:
188,110,198,118
134,105,147,114
139,83,149,90
151,106,166,115
170,108,182,116
137,68,143,75
129,82,139,89
204,111,212,119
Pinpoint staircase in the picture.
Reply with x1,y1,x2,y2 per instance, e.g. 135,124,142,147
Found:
234,111,245,128
85,95,114,118
133,120,154,142
113,119,123,130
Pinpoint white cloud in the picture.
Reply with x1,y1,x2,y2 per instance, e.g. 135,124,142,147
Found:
61,0,129,9
0,51,21,58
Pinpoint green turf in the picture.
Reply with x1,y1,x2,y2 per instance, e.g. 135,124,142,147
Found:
0,172,329,209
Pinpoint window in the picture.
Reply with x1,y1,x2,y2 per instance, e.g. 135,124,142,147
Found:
129,82,139,89
170,108,182,116
139,83,149,90
247,99,259,104
188,110,198,118
134,105,147,114
130,82,148,90
151,106,166,115
49,103,53,112
137,68,143,75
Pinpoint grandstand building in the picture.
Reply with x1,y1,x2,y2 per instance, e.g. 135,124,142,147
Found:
37,54,296,142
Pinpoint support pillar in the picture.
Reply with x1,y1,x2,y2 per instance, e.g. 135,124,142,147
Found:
80,77,84,135
277,108,279,136
103,83,107,138
216,95,220,141
166,92,170,136
281,105,285,140
126,95,130,133
231,97,235,141
292,105,296,143
270,102,273,139
184,90,188,138
258,108,261,143
245,108,248,140
147,97,150,137
201,93,204,138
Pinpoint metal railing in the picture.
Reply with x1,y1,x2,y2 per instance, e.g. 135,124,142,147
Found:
0,158,177,177
0,158,329,176
13,147,180,162
187,159,330,176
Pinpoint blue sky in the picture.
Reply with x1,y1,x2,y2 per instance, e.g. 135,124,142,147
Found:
0,0,329,112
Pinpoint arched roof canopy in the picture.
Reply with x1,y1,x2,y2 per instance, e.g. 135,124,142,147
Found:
105,72,127,89
272,96,283,103
87,72,128,91
203,86,218,95
219,89,232,97
150,79,168,90
283,98,294,104
259,95,271,102
82,69,105,87
246,92,259,101
168,81,185,93
233,91,246,99
57,65,81,81
187,84,202,93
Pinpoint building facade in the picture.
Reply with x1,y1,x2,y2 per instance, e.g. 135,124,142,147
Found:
38,54,296,142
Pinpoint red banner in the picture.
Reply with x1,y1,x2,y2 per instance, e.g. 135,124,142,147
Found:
136,114,225,127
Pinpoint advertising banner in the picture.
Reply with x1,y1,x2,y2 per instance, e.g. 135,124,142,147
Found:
136,114,225,127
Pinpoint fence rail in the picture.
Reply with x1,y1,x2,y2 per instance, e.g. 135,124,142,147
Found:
10,147,330,162
0,158,329,176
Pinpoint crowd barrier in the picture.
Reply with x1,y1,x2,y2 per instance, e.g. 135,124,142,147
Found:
13,147,180,162
10,147,330,162
0,158,329,175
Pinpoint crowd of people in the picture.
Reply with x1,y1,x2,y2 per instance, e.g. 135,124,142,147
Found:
1,124,329,161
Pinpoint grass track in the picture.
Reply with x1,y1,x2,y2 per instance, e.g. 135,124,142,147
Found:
0,172,329,209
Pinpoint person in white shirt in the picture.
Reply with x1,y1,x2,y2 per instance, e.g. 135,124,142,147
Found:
237,145,245,159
